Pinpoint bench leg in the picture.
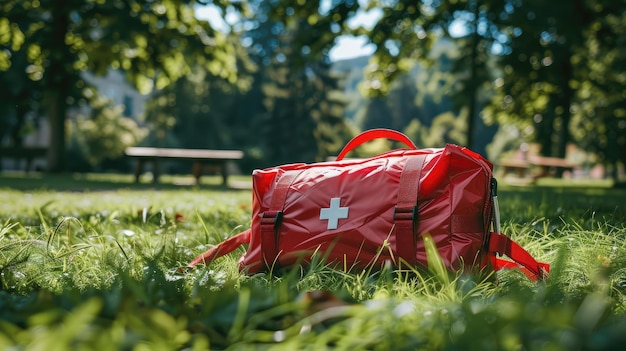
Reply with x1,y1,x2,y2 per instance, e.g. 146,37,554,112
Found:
152,160,160,184
531,166,551,181
25,157,34,173
503,166,512,177
502,166,527,178
221,162,228,186
133,160,143,183
192,162,203,185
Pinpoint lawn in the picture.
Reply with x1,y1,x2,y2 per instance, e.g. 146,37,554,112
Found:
0,173,625,350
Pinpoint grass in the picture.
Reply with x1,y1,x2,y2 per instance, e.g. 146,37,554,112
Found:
0,173,625,350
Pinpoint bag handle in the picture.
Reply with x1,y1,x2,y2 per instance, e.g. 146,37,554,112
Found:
487,178,549,280
336,128,418,161
187,229,251,268
488,232,550,280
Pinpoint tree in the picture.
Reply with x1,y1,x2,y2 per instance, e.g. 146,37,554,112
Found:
571,1,626,177
480,0,626,181
240,1,352,166
430,1,504,150
482,0,588,159
403,110,467,150
73,95,147,167
142,28,255,152
309,62,354,161
267,0,359,68
378,73,420,131
0,31,44,147
256,35,346,165
354,51,460,146
269,0,626,176
268,1,505,150
359,0,510,151
358,97,393,131
1,0,243,172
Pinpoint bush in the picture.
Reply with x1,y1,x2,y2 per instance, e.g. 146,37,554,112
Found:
73,97,147,168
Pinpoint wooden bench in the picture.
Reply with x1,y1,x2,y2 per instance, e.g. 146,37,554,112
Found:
527,155,578,179
124,147,244,186
0,146,48,172
498,159,531,178
498,155,579,181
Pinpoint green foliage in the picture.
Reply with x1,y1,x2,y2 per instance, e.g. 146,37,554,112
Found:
569,6,626,168
1,0,247,171
2,0,625,178
247,3,353,166
403,111,467,148
427,111,468,146
267,0,359,68
344,38,500,154
479,0,626,165
141,31,256,150
73,96,148,166
270,0,626,172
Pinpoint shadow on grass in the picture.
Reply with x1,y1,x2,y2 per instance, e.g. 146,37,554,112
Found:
0,171,252,192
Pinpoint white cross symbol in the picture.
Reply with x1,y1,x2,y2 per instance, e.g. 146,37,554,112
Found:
319,197,349,230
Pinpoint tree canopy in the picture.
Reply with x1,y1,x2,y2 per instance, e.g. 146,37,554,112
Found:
1,0,625,176
269,0,626,170
1,0,244,171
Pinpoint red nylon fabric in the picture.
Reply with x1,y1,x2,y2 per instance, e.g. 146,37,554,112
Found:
241,144,493,274
260,170,303,269
393,155,426,267
488,232,550,280
188,130,549,280
336,128,418,161
187,229,250,267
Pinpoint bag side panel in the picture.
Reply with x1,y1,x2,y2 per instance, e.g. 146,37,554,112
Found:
444,145,493,271
239,168,280,273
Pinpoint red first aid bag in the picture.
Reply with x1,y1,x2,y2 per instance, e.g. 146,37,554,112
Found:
189,129,549,280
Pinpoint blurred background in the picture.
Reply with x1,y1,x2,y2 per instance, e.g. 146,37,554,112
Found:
0,0,624,182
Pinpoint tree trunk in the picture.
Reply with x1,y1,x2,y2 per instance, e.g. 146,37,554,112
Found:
465,3,480,150
619,150,626,185
10,93,30,147
556,49,573,160
466,83,477,150
46,90,67,173
45,2,72,173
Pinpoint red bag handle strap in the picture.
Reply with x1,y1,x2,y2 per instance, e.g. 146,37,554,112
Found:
336,129,418,161
261,170,303,269
488,232,550,280
187,229,251,268
393,155,426,267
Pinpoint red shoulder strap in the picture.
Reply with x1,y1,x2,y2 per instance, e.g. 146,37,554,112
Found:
187,229,251,268
488,232,550,280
